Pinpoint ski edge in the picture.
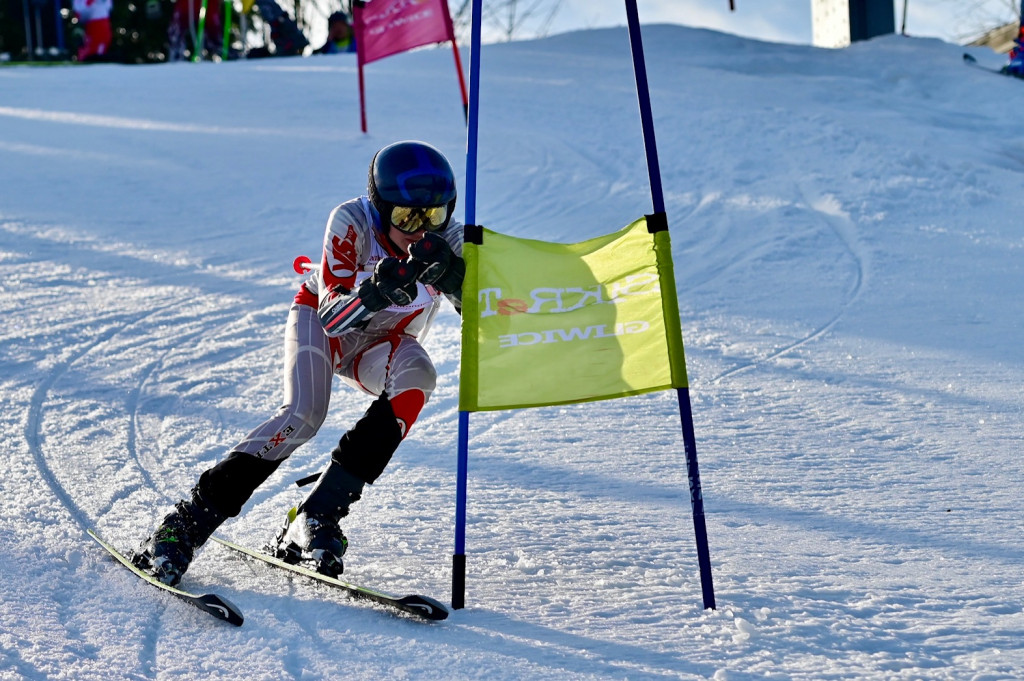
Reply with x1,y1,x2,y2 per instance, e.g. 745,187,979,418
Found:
87,529,245,626
210,535,449,621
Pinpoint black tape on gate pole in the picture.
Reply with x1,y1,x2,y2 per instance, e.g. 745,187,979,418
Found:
624,0,716,611
451,0,485,612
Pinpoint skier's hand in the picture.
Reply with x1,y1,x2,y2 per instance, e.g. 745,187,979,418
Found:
357,257,419,312
409,233,465,295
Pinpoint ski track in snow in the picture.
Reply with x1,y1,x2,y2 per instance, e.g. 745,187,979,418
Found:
709,181,868,384
28,297,198,526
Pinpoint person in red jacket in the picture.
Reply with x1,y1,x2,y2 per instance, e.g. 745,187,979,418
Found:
133,141,465,586
73,0,113,61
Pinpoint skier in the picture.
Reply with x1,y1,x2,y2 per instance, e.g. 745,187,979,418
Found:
245,0,310,58
133,140,465,586
1004,23,1024,78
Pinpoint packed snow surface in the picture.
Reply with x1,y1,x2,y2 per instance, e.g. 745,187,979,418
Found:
1,24,1023,681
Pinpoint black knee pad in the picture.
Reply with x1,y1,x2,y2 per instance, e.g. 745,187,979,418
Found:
331,393,403,484
197,451,283,517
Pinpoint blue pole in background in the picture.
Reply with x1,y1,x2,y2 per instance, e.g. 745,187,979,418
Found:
54,0,65,52
624,0,716,610
452,0,483,611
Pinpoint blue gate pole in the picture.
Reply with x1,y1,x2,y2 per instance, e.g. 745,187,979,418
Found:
452,411,470,609
452,0,484,611
624,0,716,610
53,0,65,52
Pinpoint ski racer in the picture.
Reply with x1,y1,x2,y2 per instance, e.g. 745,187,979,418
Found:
133,140,465,586
1003,23,1024,78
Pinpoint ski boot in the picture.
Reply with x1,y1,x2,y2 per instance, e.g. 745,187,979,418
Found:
271,461,364,578
272,393,403,577
133,489,227,586
273,507,349,578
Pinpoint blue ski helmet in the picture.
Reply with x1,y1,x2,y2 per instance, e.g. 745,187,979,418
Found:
368,141,457,234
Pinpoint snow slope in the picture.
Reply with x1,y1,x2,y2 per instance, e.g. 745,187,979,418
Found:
2,23,1023,681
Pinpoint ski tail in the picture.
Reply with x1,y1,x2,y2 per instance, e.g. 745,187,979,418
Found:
211,535,448,621
394,594,449,621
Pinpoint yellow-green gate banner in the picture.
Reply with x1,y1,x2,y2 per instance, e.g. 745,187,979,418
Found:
459,217,689,411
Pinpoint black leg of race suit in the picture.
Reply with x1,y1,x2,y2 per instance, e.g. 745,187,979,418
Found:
135,452,281,578
196,451,284,517
299,393,403,519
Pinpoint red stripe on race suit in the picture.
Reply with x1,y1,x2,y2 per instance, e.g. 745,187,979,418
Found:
392,307,423,336
324,224,359,291
349,335,400,395
294,283,318,307
389,389,426,438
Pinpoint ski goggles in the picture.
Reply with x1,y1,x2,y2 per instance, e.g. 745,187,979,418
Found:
390,204,449,234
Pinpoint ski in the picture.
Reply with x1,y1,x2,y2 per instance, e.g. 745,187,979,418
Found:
963,53,1020,78
210,536,448,621
87,529,244,626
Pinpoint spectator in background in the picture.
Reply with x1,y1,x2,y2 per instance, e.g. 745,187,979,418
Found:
73,0,113,61
167,0,223,61
246,0,310,58
314,11,355,54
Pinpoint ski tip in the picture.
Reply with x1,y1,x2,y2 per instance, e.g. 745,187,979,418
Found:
89,529,245,626
396,594,449,621
196,594,245,627
963,53,977,64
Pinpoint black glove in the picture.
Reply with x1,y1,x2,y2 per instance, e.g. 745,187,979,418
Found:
409,232,465,295
357,257,419,312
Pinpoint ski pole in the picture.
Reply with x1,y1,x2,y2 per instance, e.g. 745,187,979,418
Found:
292,255,320,274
